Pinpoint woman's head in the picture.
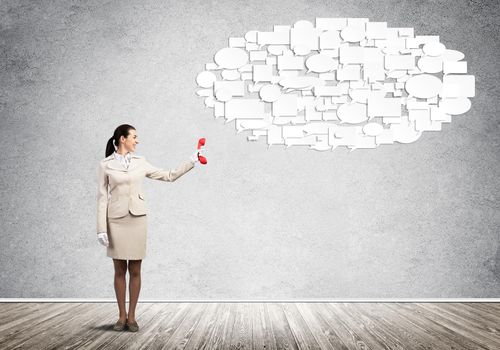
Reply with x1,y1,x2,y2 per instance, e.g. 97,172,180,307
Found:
105,124,139,157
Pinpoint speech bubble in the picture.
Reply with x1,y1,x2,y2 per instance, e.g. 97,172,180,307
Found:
423,42,446,56
362,122,384,136
442,49,465,62
214,48,248,69
390,117,422,143
267,45,288,55
196,89,213,97
204,97,215,108
337,103,368,124
278,76,326,90
417,56,443,73
305,54,338,73
405,74,442,98
236,120,271,133
221,69,241,80
293,44,312,56
340,25,366,42
438,97,471,115
259,84,282,102
215,88,232,102
196,71,216,88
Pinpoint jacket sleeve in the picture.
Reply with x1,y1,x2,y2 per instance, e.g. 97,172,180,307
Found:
96,162,109,234
144,158,195,182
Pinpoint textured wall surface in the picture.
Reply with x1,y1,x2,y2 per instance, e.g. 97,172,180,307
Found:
0,0,499,299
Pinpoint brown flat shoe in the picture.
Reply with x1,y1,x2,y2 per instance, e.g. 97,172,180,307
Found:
113,319,126,331
127,320,139,332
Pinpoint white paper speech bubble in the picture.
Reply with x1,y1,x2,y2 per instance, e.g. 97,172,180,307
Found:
221,69,241,80
340,25,366,42
215,88,232,102
305,54,338,73
196,71,217,88
423,42,446,56
337,103,368,124
362,122,384,136
405,74,442,98
214,48,248,69
278,76,326,90
259,84,282,102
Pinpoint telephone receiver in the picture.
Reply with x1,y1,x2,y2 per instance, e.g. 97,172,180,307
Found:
197,138,207,165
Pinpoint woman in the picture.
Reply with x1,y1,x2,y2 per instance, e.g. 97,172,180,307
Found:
96,124,203,332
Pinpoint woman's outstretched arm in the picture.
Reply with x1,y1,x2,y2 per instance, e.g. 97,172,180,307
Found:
144,158,195,182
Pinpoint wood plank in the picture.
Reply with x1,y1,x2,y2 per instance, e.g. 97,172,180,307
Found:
0,303,70,334
340,303,408,350
415,303,500,349
0,303,83,349
446,303,500,328
281,303,322,349
385,303,490,350
326,303,384,350
140,303,194,349
183,302,219,350
0,303,43,327
471,303,500,312
44,303,115,350
252,302,277,350
464,303,500,317
220,303,238,349
296,302,345,350
228,302,252,349
437,303,500,334
201,302,234,349
159,303,209,349
311,302,370,350
266,303,299,350
136,303,182,349
0,303,32,315
357,303,459,350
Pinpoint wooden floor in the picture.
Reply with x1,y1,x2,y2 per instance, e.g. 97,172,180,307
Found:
0,303,499,349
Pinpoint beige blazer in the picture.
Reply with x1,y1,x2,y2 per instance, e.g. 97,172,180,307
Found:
96,154,195,234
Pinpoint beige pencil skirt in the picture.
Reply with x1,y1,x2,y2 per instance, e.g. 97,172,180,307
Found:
106,211,147,260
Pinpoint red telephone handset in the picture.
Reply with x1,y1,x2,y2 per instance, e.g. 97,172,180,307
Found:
197,138,207,165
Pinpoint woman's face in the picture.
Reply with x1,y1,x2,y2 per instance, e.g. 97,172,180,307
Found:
120,129,139,152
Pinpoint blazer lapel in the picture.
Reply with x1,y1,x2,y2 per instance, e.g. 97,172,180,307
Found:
106,154,142,172
127,155,142,171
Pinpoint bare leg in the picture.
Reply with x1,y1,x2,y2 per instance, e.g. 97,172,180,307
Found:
127,259,142,323
113,259,128,322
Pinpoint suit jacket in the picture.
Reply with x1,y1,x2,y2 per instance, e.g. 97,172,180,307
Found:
96,153,195,234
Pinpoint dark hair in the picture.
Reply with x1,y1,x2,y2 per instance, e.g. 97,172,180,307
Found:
105,124,136,157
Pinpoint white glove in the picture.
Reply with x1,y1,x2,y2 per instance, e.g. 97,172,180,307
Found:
190,148,205,164
97,232,109,247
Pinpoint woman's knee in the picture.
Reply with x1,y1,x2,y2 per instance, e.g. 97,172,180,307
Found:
128,260,142,278
113,259,127,277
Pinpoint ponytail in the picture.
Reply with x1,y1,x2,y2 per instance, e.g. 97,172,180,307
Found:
105,136,116,158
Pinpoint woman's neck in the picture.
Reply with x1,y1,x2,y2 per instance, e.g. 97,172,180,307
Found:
116,148,129,156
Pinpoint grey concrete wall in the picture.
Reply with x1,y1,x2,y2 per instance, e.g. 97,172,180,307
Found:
0,0,498,299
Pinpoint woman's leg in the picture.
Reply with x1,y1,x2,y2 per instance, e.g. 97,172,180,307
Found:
113,259,128,322
127,259,142,322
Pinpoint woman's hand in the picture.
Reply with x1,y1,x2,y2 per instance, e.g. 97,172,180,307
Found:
97,232,109,247
190,148,205,164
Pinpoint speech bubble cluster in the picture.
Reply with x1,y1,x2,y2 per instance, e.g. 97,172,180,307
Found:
195,18,475,151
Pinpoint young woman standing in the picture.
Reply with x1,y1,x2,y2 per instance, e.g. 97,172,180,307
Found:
96,124,203,332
